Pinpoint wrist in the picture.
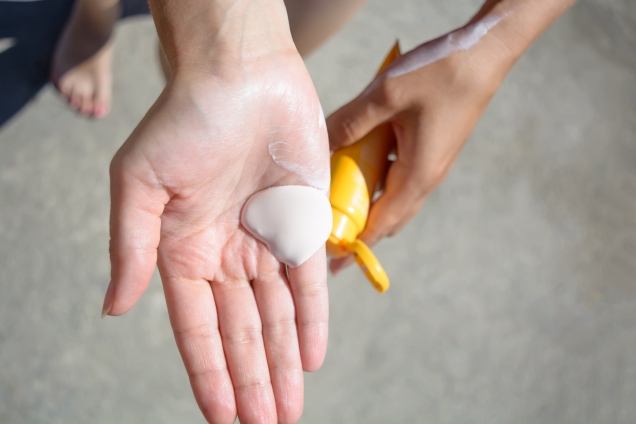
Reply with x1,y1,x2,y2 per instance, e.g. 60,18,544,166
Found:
467,0,578,64
425,18,517,99
149,0,297,78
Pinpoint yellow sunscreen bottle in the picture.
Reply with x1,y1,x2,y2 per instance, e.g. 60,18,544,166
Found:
327,42,401,293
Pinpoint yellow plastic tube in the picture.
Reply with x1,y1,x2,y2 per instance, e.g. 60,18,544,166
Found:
327,42,401,293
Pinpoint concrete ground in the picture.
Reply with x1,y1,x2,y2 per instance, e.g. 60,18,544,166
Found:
1,0,635,422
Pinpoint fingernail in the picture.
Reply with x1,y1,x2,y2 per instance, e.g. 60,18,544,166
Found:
101,280,115,319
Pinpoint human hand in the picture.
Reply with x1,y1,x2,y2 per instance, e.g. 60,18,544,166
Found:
104,40,329,424
326,0,577,275
325,41,507,273
325,13,519,274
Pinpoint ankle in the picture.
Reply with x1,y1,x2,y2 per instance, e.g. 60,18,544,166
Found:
72,0,121,35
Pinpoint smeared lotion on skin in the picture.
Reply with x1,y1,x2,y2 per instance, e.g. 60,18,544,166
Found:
241,186,332,267
362,14,505,95
268,102,330,193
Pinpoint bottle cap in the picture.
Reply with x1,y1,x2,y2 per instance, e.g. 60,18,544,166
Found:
327,209,360,258
350,239,390,293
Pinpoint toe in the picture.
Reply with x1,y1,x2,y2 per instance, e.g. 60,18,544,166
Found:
80,91,93,116
57,77,72,100
93,104,106,119
93,79,111,118
69,87,81,111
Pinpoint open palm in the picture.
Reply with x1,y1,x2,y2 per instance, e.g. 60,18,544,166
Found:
105,52,330,424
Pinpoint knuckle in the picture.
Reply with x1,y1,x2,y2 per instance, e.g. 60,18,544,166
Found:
187,366,227,381
299,319,329,334
420,162,450,190
385,213,402,231
374,77,400,110
175,322,219,342
340,116,360,144
404,162,445,194
410,171,432,191
235,379,270,392
387,227,400,237
431,162,449,183
387,216,411,237
262,318,296,338
387,224,406,238
385,219,400,237
225,325,262,346
297,280,327,301
366,215,396,241
380,216,404,239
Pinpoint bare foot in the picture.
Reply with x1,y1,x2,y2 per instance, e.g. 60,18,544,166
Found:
51,0,119,118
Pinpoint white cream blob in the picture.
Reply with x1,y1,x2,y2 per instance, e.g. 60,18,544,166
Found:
241,185,332,268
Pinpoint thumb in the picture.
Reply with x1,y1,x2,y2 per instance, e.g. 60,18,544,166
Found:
103,152,169,317
326,81,394,151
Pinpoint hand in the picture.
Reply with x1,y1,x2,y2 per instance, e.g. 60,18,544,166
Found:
326,0,577,275
326,19,513,274
104,47,330,423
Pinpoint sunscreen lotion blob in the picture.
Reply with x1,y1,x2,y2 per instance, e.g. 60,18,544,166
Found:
241,185,332,268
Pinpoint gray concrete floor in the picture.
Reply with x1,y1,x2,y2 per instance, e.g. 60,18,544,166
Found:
1,0,635,422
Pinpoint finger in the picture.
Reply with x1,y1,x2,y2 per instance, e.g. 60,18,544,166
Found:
337,151,420,281
329,119,418,276
387,196,427,237
329,196,412,276
211,279,277,424
328,175,416,277
287,246,328,372
106,153,169,316
329,180,414,278
326,80,394,151
329,254,355,276
163,276,236,424
252,266,304,424
358,159,420,248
